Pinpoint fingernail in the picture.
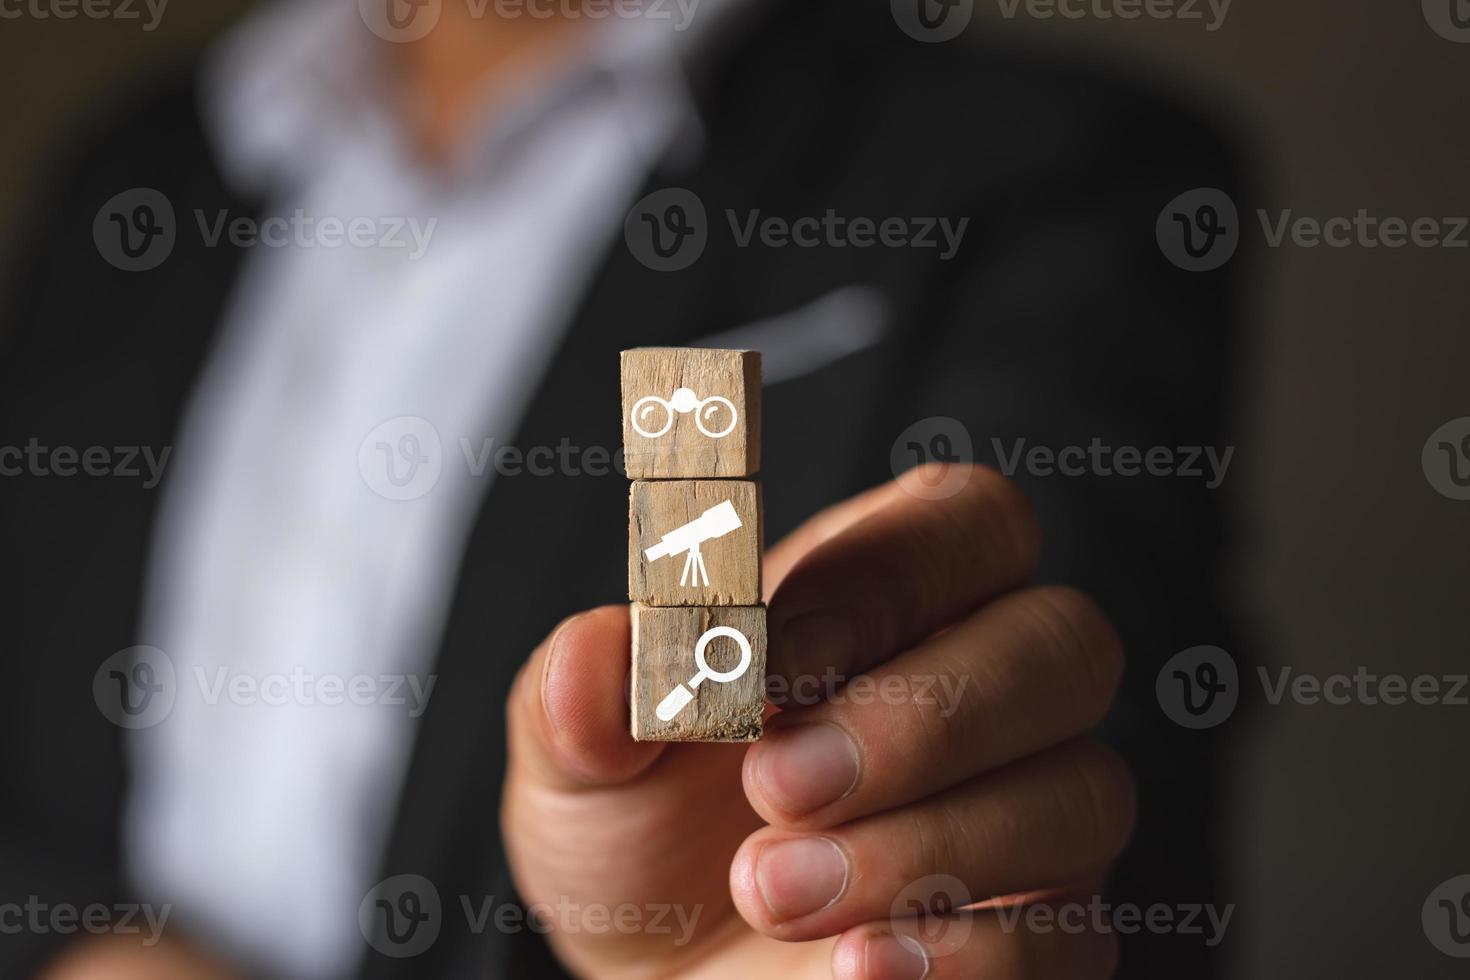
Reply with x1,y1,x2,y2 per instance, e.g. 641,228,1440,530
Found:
777,611,854,693
755,837,849,921
755,722,860,816
864,933,929,980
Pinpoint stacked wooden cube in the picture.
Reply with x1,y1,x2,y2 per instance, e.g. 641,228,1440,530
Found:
621,348,766,742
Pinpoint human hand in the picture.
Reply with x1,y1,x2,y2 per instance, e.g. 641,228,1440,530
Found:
502,464,1134,979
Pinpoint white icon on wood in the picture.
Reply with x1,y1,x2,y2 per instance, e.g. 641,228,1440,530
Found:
630,387,737,439
655,626,754,721
643,500,742,587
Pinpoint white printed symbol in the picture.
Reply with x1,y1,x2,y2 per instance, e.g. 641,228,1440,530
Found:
656,626,753,721
631,388,737,439
644,500,742,587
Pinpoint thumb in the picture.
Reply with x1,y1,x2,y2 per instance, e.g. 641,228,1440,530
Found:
507,605,666,789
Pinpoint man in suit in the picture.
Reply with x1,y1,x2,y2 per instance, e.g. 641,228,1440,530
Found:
0,0,1238,976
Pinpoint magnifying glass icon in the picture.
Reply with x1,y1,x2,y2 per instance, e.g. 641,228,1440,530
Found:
655,626,753,722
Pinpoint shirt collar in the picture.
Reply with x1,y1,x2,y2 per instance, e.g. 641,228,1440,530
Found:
203,0,743,195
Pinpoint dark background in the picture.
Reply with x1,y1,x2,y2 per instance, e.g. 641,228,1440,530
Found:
2,2,1467,976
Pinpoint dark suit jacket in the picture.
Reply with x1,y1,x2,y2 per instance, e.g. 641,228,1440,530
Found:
0,2,1241,976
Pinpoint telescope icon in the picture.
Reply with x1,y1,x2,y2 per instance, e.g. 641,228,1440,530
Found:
644,500,742,588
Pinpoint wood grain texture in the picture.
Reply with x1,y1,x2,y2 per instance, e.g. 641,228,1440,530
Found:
629,479,761,606
631,604,766,742
621,348,761,479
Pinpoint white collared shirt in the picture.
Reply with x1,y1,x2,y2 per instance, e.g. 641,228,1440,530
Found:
124,2,715,975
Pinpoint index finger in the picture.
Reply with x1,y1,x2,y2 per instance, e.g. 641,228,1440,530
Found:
767,463,1041,690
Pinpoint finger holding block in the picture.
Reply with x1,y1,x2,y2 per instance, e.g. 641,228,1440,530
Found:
621,348,761,479
631,604,766,742
630,480,761,606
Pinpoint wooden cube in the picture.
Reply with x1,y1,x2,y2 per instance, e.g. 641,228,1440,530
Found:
630,480,761,606
631,604,766,742
621,348,761,479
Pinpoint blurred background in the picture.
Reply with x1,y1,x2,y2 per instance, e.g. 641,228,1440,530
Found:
2,1,1467,976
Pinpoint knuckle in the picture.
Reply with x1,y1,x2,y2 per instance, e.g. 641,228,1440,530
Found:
962,466,1043,579
1068,741,1138,861
1021,586,1125,720
911,799,976,877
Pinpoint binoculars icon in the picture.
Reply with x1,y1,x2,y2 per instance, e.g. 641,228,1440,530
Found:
630,387,737,439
